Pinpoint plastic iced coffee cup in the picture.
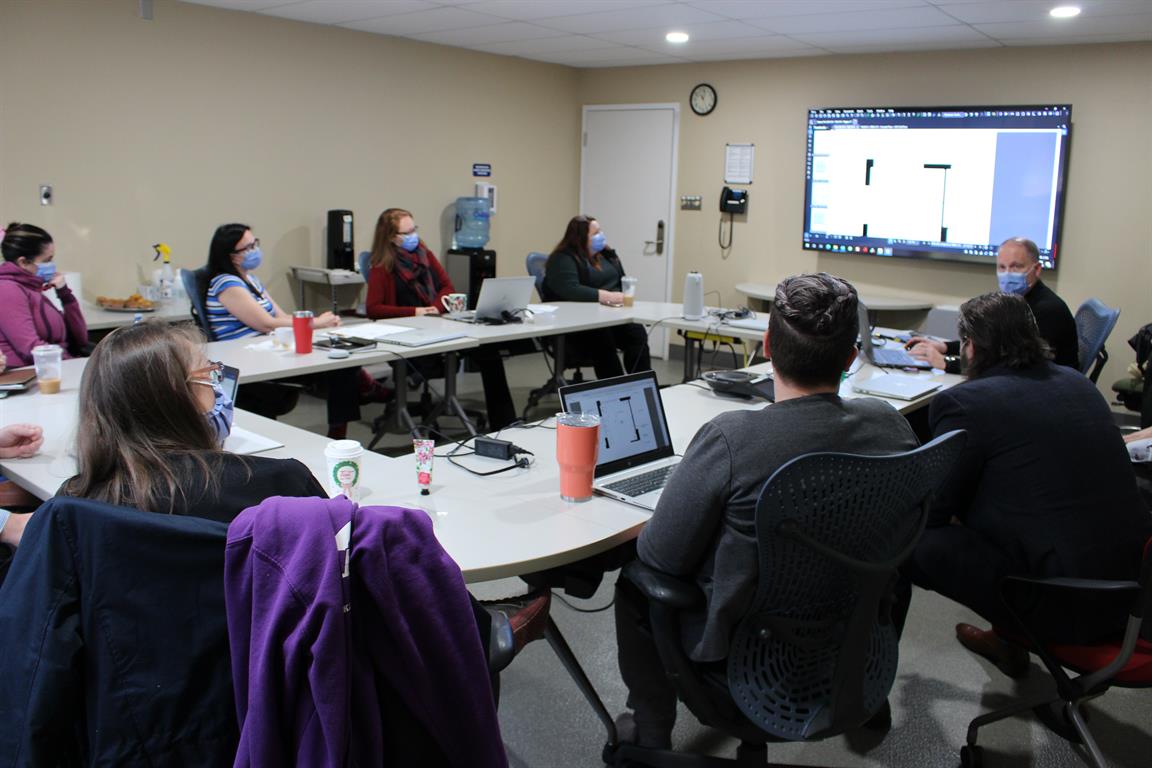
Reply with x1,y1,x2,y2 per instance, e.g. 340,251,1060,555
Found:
325,439,364,502
32,344,63,394
621,276,637,308
556,412,600,503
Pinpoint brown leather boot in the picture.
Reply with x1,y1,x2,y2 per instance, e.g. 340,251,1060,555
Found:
956,623,1030,678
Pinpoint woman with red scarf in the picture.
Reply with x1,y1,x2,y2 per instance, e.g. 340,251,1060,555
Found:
365,208,516,429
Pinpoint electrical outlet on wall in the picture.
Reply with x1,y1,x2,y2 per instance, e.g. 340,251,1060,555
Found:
680,195,702,210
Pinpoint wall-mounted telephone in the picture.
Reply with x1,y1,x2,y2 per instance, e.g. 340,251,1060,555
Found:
720,186,748,214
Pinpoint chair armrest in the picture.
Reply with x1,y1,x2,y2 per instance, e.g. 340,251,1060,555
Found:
1002,574,1141,593
623,560,705,609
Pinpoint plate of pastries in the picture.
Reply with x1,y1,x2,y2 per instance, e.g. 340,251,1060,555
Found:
95,293,156,312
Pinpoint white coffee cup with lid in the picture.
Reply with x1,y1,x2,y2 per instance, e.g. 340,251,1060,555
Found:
324,439,364,502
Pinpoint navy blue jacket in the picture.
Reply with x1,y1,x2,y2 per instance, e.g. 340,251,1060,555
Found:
0,498,236,767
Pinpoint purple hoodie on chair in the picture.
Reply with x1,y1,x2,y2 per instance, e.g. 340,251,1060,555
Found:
224,495,507,768
0,261,88,367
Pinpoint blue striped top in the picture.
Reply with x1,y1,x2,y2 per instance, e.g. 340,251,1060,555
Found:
206,273,275,341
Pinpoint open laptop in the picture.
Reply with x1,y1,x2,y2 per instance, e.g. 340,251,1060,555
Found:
216,364,286,454
444,276,535,324
857,301,933,370
558,371,680,511
852,374,941,401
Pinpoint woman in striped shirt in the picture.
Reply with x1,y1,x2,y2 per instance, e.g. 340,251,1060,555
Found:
203,223,362,438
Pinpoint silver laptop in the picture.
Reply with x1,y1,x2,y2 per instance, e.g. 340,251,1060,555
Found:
445,276,535,323
380,329,466,347
857,301,932,370
852,374,941,401
559,371,680,511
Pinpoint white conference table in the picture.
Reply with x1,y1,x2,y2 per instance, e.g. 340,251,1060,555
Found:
1,352,961,582
736,281,938,313
82,300,193,331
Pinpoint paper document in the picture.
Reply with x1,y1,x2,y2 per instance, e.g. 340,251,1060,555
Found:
224,426,284,455
327,323,414,340
527,304,559,314
1128,437,1152,463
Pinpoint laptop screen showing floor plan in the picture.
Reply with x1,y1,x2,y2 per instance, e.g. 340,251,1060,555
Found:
558,371,680,510
445,276,536,323
857,300,932,370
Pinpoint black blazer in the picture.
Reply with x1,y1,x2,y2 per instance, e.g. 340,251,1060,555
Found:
929,362,1150,581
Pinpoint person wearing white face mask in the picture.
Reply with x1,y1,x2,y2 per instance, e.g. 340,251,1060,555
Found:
0,223,89,368
907,237,1077,373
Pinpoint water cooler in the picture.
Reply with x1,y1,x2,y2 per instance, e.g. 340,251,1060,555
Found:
448,197,494,309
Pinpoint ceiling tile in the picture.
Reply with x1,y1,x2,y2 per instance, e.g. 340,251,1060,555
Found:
412,21,568,45
183,0,296,10
934,0,1152,24
589,20,779,46
749,5,961,34
532,3,729,34
975,12,1152,39
339,5,501,34
262,0,438,24
471,35,623,55
673,35,824,55
686,46,830,60
687,0,928,20
792,24,993,46
999,31,1152,45
828,38,1001,53
451,0,667,22
533,47,688,67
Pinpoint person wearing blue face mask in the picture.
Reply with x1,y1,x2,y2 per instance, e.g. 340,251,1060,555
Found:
542,214,651,379
203,223,369,438
59,323,325,522
907,236,1078,373
0,222,89,368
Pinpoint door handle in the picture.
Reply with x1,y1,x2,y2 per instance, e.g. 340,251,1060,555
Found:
643,220,666,255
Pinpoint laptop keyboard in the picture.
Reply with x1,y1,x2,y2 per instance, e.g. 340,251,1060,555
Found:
604,465,676,498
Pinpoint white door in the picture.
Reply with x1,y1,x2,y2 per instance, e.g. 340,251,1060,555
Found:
581,104,679,357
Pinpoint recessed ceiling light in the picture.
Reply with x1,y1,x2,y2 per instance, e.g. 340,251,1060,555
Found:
666,31,690,44
1049,5,1081,18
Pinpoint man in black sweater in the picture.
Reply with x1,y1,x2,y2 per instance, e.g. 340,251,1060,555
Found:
613,274,919,748
908,237,1078,373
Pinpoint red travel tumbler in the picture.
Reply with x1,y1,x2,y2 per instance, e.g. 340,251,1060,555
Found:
292,310,314,354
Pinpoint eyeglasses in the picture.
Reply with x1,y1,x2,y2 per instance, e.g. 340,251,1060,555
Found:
232,238,260,255
396,226,418,236
188,360,224,387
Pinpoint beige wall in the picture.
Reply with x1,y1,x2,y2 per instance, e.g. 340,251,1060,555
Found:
0,0,580,309
578,43,1152,382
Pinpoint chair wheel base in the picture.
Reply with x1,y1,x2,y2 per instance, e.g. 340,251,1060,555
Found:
960,744,984,767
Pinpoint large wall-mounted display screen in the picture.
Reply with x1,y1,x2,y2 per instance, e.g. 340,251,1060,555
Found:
802,105,1072,269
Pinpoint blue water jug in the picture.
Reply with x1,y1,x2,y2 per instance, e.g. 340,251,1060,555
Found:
454,197,490,249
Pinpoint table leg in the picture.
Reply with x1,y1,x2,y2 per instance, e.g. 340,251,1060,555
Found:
440,351,477,436
552,335,569,390
393,358,416,434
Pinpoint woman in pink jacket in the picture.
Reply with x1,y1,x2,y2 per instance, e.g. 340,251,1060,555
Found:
0,223,87,367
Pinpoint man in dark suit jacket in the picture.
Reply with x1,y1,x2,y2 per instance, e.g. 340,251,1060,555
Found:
905,292,1150,676
908,237,1079,373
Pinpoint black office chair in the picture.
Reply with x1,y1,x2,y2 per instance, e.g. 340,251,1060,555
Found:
1075,298,1121,383
0,497,237,765
959,538,1152,768
522,251,598,420
181,265,213,337
605,430,967,767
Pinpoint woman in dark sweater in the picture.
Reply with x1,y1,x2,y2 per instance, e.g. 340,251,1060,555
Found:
542,215,650,378
60,323,325,522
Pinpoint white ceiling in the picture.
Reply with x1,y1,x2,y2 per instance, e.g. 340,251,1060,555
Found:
182,0,1152,67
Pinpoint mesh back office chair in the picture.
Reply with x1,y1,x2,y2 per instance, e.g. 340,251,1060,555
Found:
959,539,1152,768
1075,298,1121,383
522,251,597,420
606,430,967,767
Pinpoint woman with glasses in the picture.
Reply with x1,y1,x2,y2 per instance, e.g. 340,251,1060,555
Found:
202,223,370,439
365,208,517,429
59,322,325,521
0,222,89,367
542,215,650,378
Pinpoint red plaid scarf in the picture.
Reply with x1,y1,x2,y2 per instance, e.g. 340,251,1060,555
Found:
393,243,439,307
